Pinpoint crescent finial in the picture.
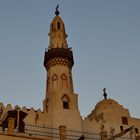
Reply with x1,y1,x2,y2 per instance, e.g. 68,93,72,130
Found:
55,4,60,16
103,88,107,99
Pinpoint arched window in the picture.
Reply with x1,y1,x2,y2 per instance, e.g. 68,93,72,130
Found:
62,95,69,109
52,74,58,90
57,22,60,29
61,73,68,88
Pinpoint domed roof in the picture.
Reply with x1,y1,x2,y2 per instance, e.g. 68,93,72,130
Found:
95,98,120,110
86,98,129,121
94,98,124,115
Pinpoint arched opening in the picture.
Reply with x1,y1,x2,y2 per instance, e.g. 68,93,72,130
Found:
61,73,68,88
57,22,60,29
62,95,69,109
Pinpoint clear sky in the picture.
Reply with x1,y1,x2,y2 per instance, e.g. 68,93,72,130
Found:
0,0,140,118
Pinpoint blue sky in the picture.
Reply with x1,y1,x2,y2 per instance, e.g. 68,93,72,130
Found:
0,0,140,118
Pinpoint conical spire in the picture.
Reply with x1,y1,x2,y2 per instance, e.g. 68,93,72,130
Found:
48,6,68,49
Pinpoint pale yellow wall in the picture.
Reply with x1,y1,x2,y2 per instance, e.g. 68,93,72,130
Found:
45,90,82,130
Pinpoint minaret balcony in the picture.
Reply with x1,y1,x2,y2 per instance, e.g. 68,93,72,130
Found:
44,48,74,69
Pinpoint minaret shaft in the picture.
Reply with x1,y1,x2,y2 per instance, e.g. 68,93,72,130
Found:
45,59,74,97
43,8,82,130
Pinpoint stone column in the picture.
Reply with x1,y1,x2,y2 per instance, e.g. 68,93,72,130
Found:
100,131,108,140
8,117,15,135
59,125,66,140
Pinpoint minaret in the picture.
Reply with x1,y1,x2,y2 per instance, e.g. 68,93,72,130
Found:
43,6,82,129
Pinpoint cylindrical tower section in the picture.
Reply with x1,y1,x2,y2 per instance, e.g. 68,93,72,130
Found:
44,48,74,98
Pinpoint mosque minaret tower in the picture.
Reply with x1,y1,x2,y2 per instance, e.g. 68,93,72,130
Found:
43,6,82,129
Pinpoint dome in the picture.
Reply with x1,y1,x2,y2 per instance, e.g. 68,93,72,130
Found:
94,98,124,115
86,98,129,121
95,99,120,110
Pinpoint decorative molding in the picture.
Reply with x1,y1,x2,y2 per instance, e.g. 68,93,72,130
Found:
45,57,72,70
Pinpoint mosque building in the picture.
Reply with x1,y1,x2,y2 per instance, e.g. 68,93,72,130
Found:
0,7,140,140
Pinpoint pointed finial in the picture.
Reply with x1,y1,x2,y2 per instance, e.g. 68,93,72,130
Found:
55,5,60,16
103,88,107,99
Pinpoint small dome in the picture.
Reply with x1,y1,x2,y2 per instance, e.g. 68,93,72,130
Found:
94,99,124,115
86,98,128,121
95,98,119,109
